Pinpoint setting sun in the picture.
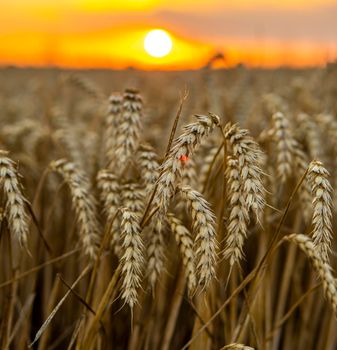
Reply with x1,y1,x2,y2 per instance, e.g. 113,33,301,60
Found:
144,29,173,58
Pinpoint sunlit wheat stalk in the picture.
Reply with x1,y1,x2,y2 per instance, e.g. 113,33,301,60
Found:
0,150,30,249
179,185,217,289
307,160,333,262
284,234,337,317
50,159,100,260
224,123,266,222
120,208,144,309
155,113,220,215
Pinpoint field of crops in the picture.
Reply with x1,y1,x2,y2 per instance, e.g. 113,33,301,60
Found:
0,65,337,349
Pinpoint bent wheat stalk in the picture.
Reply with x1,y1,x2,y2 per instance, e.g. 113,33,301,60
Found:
0,150,30,249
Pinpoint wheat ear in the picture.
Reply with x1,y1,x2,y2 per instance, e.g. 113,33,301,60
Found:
120,208,144,309
0,150,30,248
179,185,217,289
284,234,337,317
167,213,197,295
103,93,122,166
96,169,121,255
155,113,220,215
111,89,142,173
271,112,294,183
224,123,266,222
50,159,100,260
223,157,249,266
147,218,165,290
136,143,160,193
307,160,333,262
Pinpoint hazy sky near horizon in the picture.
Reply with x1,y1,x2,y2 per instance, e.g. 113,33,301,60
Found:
1,0,337,68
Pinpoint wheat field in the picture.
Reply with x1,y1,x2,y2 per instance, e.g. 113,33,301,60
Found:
0,65,337,349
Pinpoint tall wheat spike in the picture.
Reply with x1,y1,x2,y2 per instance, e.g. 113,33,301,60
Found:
0,150,30,249
50,159,100,260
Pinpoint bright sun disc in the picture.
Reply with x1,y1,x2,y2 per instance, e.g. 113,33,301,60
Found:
144,29,172,58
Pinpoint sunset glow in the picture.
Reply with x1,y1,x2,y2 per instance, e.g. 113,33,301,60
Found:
144,30,172,58
0,0,336,69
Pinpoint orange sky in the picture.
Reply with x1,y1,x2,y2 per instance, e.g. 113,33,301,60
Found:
1,0,337,69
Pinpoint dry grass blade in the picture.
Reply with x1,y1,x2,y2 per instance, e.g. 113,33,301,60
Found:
29,266,90,347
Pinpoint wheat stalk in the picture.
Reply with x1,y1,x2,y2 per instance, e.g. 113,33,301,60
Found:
0,150,30,249
96,169,121,255
167,213,197,295
179,185,217,289
224,123,266,222
147,218,165,290
155,113,220,215
111,89,142,173
50,159,100,260
307,160,333,262
284,234,337,317
103,93,123,167
136,143,160,193
120,208,144,309
223,156,249,266
271,112,294,183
